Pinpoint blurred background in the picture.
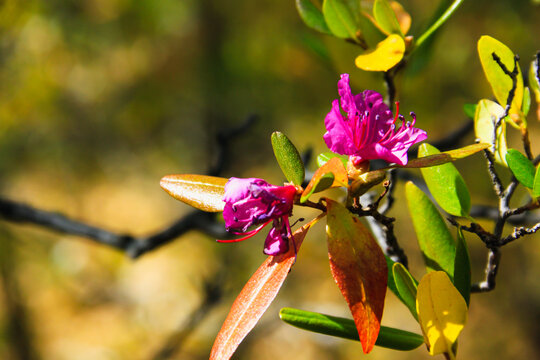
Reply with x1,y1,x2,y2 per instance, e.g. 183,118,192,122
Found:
0,0,539,359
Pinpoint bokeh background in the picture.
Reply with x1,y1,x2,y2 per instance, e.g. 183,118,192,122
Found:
0,0,539,359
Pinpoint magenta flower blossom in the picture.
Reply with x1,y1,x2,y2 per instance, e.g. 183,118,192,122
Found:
323,74,427,166
220,177,297,256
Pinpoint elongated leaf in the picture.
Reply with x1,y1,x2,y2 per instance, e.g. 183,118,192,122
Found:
322,0,359,39
416,271,468,358
533,165,540,198
385,256,400,299
478,36,524,117
395,143,489,168
505,149,535,189
317,151,349,168
405,182,456,278
279,307,424,351
349,169,386,197
418,143,470,217
355,34,405,71
271,131,305,186
210,216,322,360
326,200,387,353
357,11,387,48
301,157,348,202
474,99,507,165
160,174,228,212
414,0,465,50
392,263,419,320
453,228,471,306
530,57,540,104
296,0,332,34
522,87,531,117
390,1,411,34
373,0,402,35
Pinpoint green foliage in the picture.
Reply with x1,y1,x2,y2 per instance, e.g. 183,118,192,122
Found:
373,0,403,36
453,228,471,306
271,132,305,186
322,0,359,40
316,152,348,167
279,307,424,351
505,149,535,189
392,262,419,320
295,0,332,34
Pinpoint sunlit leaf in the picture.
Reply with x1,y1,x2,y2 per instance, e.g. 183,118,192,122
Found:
405,182,456,278
210,216,322,360
533,165,540,198
522,87,531,117
530,57,540,103
271,131,305,186
453,227,471,306
505,149,535,189
326,199,387,353
355,34,405,71
301,157,348,202
373,0,403,35
390,1,411,34
279,307,424,351
463,103,477,119
322,0,359,39
474,99,508,165
392,263,419,320
316,151,349,168
160,174,228,212
296,0,332,34
478,35,524,117
416,271,468,358
418,143,471,217
397,143,489,168
349,169,386,197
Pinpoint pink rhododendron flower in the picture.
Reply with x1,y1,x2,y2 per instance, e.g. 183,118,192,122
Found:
221,177,297,255
324,74,427,166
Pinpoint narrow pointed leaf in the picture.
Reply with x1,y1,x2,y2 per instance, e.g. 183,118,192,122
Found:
326,199,387,353
279,307,424,351
474,99,507,165
317,151,349,168
160,174,228,212
416,271,468,358
522,87,531,117
396,143,489,168
418,143,470,217
505,148,535,189
209,217,321,360
478,36,524,116
405,182,456,278
533,165,540,198
392,263,419,320
271,131,305,186
453,228,471,306
385,256,400,299
296,0,332,34
373,0,403,35
355,34,405,71
301,157,347,202
322,0,359,40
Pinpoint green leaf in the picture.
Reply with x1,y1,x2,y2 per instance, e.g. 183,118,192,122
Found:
322,0,359,40
160,174,228,212
301,157,348,202
463,104,477,119
505,149,535,189
522,87,531,117
373,0,402,35
295,0,332,34
271,131,305,186
355,34,405,71
385,256,400,299
279,307,424,351
357,11,387,48
418,143,471,217
530,57,540,103
317,151,349,168
474,99,508,165
405,181,456,278
478,36,524,117
392,263,419,320
533,165,540,198
398,143,489,169
414,0,465,50
453,227,471,306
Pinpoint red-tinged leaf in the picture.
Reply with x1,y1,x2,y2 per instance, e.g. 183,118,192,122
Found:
325,199,388,353
160,174,228,212
209,215,324,360
301,157,348,202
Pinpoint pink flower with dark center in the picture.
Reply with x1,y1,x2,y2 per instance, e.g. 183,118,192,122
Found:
220,177,297,255
323,74,427,166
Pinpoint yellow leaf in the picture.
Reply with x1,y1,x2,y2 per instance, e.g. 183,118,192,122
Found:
416,271,468,359
474,99,508,166
355,34,405,72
